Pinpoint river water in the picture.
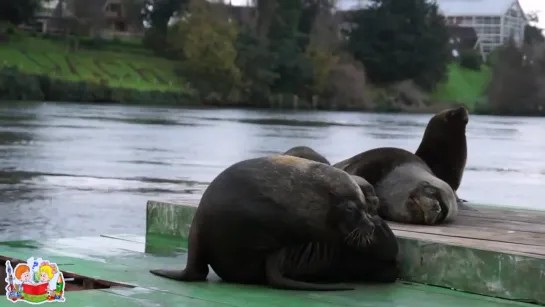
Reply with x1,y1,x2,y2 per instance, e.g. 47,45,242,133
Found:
0,102,544,241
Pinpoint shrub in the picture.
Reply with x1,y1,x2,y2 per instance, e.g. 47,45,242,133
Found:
459,49,482,71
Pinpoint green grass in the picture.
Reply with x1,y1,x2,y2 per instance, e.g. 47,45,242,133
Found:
431,63,491,109
0,35,184,92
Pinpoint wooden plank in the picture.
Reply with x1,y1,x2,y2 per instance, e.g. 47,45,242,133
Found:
445,216,545,234
458,204,545,224
394,229,545,258
388,222,545,248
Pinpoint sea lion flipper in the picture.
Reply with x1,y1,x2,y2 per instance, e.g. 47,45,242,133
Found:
150,218,209,282
458,201,478,211
265,250,353,291
149,269,195,281
350,175,379,212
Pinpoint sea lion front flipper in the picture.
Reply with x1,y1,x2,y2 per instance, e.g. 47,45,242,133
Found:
149,269,200,281
456,197,478,211
265,249,353,291
350,175,379,213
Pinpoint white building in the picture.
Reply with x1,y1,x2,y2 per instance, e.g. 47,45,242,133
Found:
336,0,528,57
437,0,528,56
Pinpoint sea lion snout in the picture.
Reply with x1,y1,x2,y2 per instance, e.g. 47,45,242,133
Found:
447,106,469,124
343,210,375,248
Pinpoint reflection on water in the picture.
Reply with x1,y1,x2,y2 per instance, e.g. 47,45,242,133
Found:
0,102,544,241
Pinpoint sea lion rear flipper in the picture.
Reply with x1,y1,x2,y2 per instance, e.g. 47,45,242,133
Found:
265,249,353,291
149,218,209,282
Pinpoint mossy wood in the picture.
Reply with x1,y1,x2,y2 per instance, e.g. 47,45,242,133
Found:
0,233,537,307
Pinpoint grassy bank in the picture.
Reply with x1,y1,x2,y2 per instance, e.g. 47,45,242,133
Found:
0,34,184,93
431,64,491,110
0,34,490,108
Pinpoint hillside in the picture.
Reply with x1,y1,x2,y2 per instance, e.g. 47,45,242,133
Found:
0,35,489,107
0,35,184,92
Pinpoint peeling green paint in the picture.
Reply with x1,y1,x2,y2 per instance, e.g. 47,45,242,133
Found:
0,234,538,307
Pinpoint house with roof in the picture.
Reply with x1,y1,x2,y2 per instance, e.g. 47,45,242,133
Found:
438,0,528,57
32,0,142,37
447,25,484,59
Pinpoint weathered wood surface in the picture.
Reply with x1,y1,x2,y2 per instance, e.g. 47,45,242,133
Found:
146,200,545,304
389,205,545,258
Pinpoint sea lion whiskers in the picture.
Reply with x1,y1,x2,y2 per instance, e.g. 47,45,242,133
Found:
344,223,374,248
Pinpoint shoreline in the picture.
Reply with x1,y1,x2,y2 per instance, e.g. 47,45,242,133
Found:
3,99,543,117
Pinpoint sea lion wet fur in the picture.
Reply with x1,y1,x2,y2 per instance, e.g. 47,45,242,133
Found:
149,155,399,290
334,147,458,225
283,146,330,165
415,106,474,210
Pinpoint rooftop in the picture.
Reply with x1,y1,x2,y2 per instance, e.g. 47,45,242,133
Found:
335,0,524,17
436,0,515,16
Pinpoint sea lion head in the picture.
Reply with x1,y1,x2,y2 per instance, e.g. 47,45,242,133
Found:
282,146,330,165
431,105,469,132
328,196,376,248
406,181,453,225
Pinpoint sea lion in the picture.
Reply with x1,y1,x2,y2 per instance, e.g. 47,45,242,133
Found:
414,106,474,210
334,147,458,225
283,146,330,165
150,155,399,290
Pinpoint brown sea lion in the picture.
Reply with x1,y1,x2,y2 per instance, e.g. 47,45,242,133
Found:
150,155,399,290
334,147,458,225
283,146,330,165
414,106,474,210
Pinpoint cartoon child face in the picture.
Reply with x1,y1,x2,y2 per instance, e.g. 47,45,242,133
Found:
20,271,31,282
39,272,51,282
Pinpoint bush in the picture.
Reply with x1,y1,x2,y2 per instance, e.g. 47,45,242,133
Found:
459,49,483,71
0,65,194,105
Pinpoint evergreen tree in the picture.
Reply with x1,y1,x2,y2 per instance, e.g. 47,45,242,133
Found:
0,0,43,25
344,0,451,90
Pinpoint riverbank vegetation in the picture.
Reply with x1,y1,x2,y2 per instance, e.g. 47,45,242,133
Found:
1,0,544,116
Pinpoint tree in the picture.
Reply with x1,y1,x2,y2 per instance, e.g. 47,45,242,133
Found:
486,39,545,115
234,27,278,104
524,25,544,45
344,0,451,90
142,0,187,34
0,0,44,25
168,0,241,102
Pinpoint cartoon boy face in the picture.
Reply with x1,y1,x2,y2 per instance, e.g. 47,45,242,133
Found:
20,271,31,282
39,272,50,282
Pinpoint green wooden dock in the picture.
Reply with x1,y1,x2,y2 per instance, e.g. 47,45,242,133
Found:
1,200,544,306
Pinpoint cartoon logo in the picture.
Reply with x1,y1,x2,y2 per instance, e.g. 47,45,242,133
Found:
4,257,66,304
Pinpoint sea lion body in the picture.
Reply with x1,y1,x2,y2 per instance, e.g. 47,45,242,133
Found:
283,146,330,165
334,147,458,225
150,155,399,290
415,106,472,209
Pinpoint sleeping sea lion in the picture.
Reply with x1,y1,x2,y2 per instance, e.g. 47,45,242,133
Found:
334,147,458,225
414,106,475,211
283,146,330,164
150,155,399,290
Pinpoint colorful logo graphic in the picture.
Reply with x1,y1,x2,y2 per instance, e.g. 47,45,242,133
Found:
4,257,65,304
